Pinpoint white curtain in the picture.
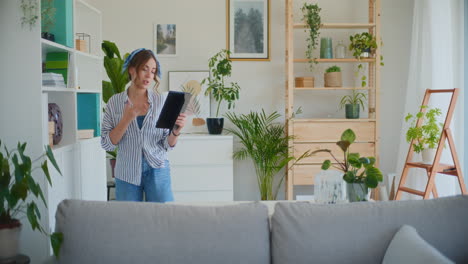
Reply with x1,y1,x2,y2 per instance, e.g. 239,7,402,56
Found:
395,0,464,199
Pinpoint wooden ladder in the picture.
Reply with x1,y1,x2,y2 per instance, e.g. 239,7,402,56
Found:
395,88,467,200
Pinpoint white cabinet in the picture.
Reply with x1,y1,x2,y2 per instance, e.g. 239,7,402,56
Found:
78,138,106,201
169,135,234,202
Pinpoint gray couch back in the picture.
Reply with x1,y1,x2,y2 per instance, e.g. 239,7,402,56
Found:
271,195,468,264
55,200,270,264
55,195,468,264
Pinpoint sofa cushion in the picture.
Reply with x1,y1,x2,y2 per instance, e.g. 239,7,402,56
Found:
55,200,270,264
271,195,468,264
382,225,454,264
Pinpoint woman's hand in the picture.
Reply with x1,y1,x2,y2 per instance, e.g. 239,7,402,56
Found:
173,113,187,134
122,100,148,122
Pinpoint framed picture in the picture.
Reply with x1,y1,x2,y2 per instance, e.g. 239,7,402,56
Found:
226,0,270,61
168,71,210,133
154,24,177,56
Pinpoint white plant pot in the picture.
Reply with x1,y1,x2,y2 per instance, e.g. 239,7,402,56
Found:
0,222,21,260
422,148,437,164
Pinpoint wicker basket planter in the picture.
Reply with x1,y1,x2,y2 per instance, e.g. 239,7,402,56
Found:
324,72,342,87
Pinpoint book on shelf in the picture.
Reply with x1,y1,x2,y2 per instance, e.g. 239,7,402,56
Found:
77,129,94,139
45,52,69,85
42,72,66,88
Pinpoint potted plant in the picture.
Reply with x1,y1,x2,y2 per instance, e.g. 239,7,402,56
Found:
202,49,241,134
405,106,443,164
296,3,321,88
225,109,311,200
313,129,383,202
349,32,377,59
41,0,56,41
339,90,367,119
0,140,63,258
101,40,129,172
324,65,342,87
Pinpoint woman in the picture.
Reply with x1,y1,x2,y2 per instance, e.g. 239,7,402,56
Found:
101,48,186,202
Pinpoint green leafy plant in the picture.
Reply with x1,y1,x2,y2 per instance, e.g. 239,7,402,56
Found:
225,109,311,200
301,3,321,71
202,49,241,117
339,90,367,110
325,65,341,73
102,40,129,104
405,106,443,153
313,129,383,189
349,32,377,58
41,0,56,33
0,140,63,257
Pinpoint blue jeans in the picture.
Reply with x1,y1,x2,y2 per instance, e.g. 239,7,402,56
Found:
115,158,174,203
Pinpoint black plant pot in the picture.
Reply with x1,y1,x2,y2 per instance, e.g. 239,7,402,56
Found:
206,118,224,135
41,32,55,41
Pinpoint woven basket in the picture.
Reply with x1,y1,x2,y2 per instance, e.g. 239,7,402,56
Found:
324,72,342,87
295,77,314,88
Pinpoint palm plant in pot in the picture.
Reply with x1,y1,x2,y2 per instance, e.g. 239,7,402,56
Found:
202,49,241,134
225,109,311,200
312,129,383,202
339,90,367,119
0,140,63,259
405,106,443,164
102,40,129,175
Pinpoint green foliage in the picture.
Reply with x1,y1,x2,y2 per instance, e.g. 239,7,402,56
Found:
325,65,341,73
301,3,321,71
102,40,130,104
0,140,63,257
202,49,241,117
312,129,383,191
41,0,56,33
405,106,443,153
339,90,367,110
349,32,377,58
225,110,311,200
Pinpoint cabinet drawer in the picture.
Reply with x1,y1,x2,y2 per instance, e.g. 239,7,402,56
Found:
294,142,375,164
293,165,323,185
169,139,233,165
293,121,375,142
171,165,233,191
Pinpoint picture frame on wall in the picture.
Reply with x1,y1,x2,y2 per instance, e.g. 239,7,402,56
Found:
226,0,270,61
154,24,177,56
168,71,210,133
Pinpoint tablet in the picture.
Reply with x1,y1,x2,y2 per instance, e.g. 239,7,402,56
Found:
156,91,191,129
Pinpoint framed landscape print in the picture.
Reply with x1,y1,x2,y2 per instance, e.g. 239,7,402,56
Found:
168,71,210,133
154,24,177,56
227,0,270,61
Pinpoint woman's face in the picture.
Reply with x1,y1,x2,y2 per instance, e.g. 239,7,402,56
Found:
130,58,157,90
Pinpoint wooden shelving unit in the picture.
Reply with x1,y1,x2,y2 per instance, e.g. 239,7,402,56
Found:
285,0,382,200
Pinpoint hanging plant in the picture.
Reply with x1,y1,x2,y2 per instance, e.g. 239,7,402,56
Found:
20,0,39,30
301,3,321,71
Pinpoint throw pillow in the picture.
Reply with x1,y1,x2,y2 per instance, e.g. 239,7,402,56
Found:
382,225,454,264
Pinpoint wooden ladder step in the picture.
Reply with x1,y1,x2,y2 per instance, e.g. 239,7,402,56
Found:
406,162,456,172
399,187,425,196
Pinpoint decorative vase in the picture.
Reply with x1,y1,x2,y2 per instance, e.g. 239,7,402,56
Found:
320,37,333,59
422,148,437,164
0,220,21,260
41,32,55,41
206,118,224,134
48,103,63,145
324,72,342,87
334,41,346,59
347,183,369,202
345,104,360,119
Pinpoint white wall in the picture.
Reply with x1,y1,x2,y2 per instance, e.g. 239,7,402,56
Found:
0,1,50,262
88,0,414,200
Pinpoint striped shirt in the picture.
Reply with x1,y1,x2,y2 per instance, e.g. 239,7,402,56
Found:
101,89,173,186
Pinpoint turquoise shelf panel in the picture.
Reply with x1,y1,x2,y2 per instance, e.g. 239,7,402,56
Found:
77,93,101,137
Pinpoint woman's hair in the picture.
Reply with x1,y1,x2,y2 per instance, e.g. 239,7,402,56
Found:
126,50,160,90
